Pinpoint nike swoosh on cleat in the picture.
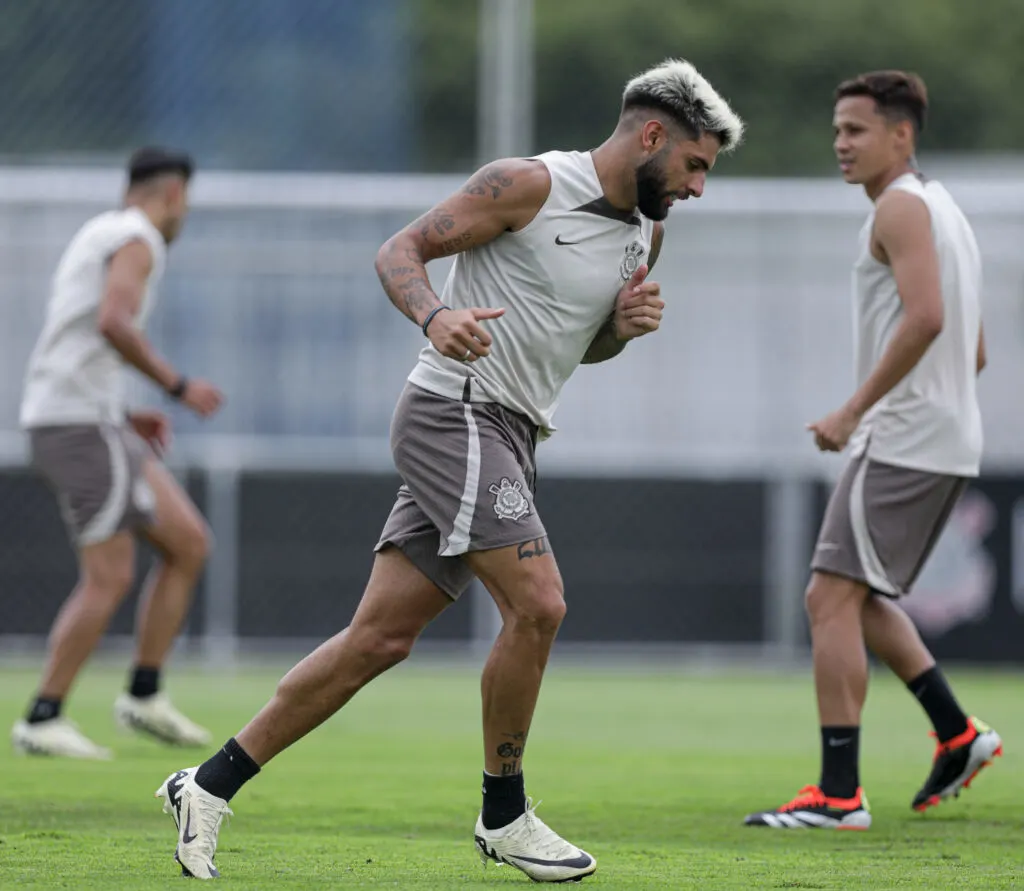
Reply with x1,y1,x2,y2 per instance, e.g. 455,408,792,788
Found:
166,771,189,825
503,852,594,869
182,806,198,844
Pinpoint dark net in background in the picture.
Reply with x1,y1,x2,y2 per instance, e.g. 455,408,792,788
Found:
0,470,766,646
0,0,412,172
0,469,206,638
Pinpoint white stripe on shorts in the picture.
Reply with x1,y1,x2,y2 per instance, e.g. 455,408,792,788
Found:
440,404,482,556
79,425,130,546
848,458,898,596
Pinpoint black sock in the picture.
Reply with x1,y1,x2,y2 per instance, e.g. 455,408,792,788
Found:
194,738,261,802
26,696,62,724
819,726,860,799
129,666,161,699
481,771,526,830
907,666,969,743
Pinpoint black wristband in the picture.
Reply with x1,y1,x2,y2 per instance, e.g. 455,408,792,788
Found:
421,305,450,337
167,376,188,400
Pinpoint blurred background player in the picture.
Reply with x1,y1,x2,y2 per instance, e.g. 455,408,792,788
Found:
744,71,1001,830
12,147,225,760
154,59,743,882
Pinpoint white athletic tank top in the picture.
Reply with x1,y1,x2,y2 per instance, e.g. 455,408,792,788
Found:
849,172,983,476
408,150,655,439
20,207,167,428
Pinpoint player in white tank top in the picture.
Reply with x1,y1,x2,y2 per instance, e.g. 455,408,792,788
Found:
746,71,1001,833
156,60,746,882
20,206,169,428
846,171,983,476
12,148,227,763
408,149,657,438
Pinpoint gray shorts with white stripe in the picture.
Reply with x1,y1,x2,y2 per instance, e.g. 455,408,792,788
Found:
811,452,967,598
28,422,156,547
375,382,548,600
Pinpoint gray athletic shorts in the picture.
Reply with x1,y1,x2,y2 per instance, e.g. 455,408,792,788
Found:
28,423,156,547
375,383,548,599
811,453,967,598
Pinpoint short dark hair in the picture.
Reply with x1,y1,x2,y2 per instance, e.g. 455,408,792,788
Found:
127,146,194,187
835,70,928,135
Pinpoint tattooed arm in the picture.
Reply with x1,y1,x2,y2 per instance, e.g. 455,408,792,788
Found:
374,158,551,362
581,221,666,365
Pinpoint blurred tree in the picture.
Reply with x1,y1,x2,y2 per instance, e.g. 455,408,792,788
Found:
413,0,1024,175
2,0,1021,173
409,0,480,173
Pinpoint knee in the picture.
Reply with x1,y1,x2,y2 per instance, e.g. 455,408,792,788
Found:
82,560,134,604
508,577,567,637
173,520,211,574
804,578,825,621
804,573,860,626
350,626,416,669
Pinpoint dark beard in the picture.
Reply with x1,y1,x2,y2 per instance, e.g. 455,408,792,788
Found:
635,154,671,221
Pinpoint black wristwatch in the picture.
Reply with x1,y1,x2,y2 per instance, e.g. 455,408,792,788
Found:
167,376,188,400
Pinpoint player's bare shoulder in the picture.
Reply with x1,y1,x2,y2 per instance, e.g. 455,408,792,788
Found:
871,186,930,265
400,158,552,265
458,158,552,232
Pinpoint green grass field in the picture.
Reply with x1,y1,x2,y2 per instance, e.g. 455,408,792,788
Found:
0,659,1021,889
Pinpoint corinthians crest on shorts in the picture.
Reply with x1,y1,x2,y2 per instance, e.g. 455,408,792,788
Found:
619,240,646,280
489,477,531,521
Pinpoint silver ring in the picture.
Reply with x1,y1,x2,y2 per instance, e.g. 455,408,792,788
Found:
461,349,472,361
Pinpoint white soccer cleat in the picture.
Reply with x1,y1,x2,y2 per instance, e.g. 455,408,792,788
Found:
155,767,232,880
11,717,113,760
474,799,597,883
115,693,211,747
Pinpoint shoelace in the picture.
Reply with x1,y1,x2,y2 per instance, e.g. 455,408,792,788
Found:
189,793,234,862
779,785,827,812
520,799,578,858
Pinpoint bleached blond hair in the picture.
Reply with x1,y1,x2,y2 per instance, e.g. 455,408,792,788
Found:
622,58,745,152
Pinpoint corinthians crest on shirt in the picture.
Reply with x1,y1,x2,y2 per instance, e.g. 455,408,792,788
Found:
619,240,646,281
489,477,531,521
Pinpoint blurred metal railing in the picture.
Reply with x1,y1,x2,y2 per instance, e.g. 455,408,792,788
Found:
2,167,1023,660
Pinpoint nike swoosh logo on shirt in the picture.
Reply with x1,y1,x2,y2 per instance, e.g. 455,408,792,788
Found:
554,235,581,246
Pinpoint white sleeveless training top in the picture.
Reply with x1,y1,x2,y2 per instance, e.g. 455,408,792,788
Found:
20,207,167,428
849,172,983,477
407,150,655,439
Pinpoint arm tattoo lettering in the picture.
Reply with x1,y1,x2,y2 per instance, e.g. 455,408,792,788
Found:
413,208,476,258
516,538,549,561
441,232,473,254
